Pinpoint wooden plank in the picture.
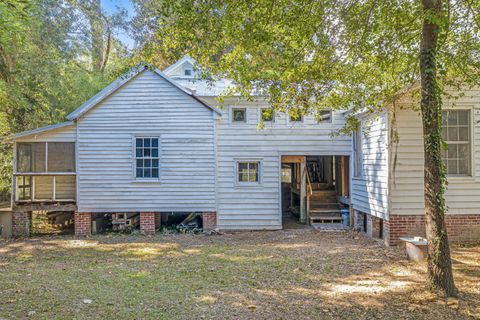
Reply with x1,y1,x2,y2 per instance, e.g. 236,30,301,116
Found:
281,155,305,163
300,160,307,224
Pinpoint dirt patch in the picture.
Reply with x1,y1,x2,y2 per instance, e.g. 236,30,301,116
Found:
0,229,478,319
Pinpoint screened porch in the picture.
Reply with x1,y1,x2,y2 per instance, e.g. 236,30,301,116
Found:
13,142,76,202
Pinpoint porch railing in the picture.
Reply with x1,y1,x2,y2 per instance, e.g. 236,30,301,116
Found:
14,173,76,202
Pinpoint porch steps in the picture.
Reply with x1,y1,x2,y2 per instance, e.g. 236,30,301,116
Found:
309,190,337,202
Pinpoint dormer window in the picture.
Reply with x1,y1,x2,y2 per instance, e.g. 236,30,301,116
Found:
184,69,192,76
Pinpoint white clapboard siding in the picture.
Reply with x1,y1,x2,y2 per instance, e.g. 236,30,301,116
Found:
209,98,351,230
390,88,480,215
15,124,76,142
76,70,216,213
351,112,389,219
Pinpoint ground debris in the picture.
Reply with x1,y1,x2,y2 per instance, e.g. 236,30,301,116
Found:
0,230,478,319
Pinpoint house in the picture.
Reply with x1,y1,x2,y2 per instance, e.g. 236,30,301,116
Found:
352,89,480,245
3,57,480,245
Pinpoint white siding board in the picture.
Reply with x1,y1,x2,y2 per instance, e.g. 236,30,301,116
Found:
211,98,351,230
351,112,389,219
390,88,480,215
76,70,216,212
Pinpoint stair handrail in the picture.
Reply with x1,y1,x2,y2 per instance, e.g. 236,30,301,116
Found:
305,166,313,196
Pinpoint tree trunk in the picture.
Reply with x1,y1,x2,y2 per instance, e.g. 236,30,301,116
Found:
88,0,104,72
419,0,456,297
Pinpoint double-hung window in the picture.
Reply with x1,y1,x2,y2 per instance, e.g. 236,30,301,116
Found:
441,110,471,176
135,137,160,179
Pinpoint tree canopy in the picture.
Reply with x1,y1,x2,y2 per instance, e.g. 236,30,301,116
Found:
0,0,136,201
153,0,479,118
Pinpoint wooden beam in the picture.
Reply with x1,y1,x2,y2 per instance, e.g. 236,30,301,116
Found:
281,155,305,164
13,202,76,212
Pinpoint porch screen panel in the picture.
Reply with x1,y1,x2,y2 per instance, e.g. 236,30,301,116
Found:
55,175,76,200
33,176,53,200
16,176,32,200
47,142,75,172
16,142,46,172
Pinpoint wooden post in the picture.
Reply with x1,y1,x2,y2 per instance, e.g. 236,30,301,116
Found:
300,158,307,224
340,156,346,196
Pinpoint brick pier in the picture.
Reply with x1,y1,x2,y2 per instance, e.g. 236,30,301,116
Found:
140,212,156,235
74,212,92,236
202,212,217,231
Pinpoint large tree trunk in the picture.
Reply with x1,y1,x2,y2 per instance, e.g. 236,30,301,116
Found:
420,0,456,297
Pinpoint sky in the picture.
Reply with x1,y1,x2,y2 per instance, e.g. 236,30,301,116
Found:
102,0,136,49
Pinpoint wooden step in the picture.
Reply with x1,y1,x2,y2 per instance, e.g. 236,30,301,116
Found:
309,215,343,224
309,202,340,209
310,190,337,201
309,208,342,214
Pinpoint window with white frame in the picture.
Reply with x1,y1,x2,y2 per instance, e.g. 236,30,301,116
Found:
353,129,363,177
237,161,260,183
232,108,247,123
441,110,471,176
317,109,332,123
184,69,192,76
135,137,160,179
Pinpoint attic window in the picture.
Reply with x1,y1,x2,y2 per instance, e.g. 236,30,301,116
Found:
232,108,247,123
261,108,275,122
184,69,192,76
317,110,332,123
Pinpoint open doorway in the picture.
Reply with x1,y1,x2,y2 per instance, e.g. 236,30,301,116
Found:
281,155,350,228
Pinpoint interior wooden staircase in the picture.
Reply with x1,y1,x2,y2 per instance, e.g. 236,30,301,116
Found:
308,190,343,224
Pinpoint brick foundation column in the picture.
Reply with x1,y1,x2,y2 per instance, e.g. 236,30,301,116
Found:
140,212,156,235
154,213,161,230
74,212,92,236
202,212,217,231
12,211,30,237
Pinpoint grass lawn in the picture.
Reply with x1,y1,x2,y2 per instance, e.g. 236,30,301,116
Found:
0,229,479,319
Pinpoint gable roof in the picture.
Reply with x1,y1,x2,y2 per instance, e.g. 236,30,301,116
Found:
12,121,74,140
67,63,220,120
163,56,196,76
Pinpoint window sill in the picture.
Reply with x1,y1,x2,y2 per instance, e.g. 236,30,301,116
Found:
234,183,263,189
447,176,476,183
131,179,161,184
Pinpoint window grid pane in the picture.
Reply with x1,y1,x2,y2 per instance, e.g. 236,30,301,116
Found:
238,162,259,183
442,110,471,175
135,137,160,178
